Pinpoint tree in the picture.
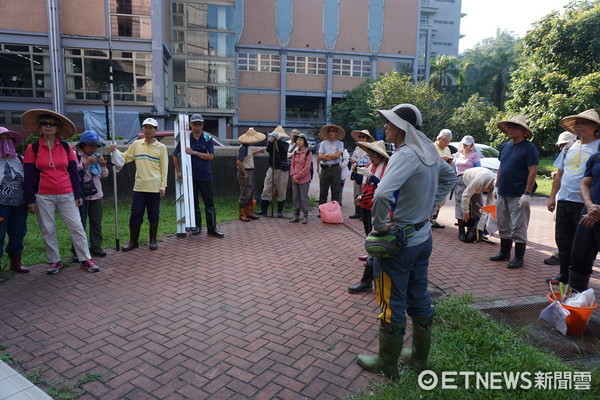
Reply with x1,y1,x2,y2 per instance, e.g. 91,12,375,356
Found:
429,54,462,92
370,70,446,138
448,94,498,145
462,30,520,110
329,78,378,134
505,0,600,154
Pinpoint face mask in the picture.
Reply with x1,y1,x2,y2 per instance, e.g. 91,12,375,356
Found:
0,139,17,158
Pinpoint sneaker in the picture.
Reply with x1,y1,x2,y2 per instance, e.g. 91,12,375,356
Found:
81,259,100,273
543,252,560,266
47,261,64,275
431,220,445,229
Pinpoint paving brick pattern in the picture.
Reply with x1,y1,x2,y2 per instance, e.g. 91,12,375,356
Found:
1,182,598,399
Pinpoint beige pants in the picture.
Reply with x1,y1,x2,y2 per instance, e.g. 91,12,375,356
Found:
261,168,289,202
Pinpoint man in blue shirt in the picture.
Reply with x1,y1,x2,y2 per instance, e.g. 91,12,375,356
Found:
490,115,539,269
172,114,224,238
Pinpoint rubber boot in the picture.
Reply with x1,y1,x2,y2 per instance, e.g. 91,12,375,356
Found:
277,201,284,218
256,200,270,215
149,223,159,250
348,260,374,293
245,205,260,220
357,321,405,379
239,205,250,222
349,206,362,219
568,270,591,293
457,219,466,242
290,209,300,223
301,211,309,224
508,242,526,269
122,225,141,252
206,207,224,237
401,315,432,371
490,238,512,261
8,254,29,273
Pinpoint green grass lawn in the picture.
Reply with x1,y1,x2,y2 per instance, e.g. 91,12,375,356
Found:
351,295,599,400
0,197,242,273
535,157,557,197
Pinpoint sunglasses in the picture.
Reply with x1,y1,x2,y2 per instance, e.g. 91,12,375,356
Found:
39,121,59,127
357,135,366,139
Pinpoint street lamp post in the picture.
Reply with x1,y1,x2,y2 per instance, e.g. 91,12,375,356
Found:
98,82,120,250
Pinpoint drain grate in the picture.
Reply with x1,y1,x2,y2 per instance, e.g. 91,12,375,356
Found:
474,297,600,363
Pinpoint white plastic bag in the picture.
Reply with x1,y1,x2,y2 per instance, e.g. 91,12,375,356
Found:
564,288,596,308
112,149,125,172
539,300,570,336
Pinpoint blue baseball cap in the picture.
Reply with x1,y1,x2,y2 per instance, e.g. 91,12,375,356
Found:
79,130,105,147
190,114,204,123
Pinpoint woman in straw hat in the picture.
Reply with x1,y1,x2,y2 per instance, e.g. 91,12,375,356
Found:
551,109,600,292
347,140,389,294
489,115,539,270
0,127,30,274
22,109,100,274
317,124,345,210
349,130,375,219
356,104,456,378
236,128,266,221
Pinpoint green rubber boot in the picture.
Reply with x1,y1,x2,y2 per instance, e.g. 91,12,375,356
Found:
401,315,432,371
357,321,405,379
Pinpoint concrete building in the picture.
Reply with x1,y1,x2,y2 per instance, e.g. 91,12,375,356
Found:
0,0,462,139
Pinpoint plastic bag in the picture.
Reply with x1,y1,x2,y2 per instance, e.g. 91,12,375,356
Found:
319,201,343,224
564,288,596,308
112,149,125,172
539,300,570,336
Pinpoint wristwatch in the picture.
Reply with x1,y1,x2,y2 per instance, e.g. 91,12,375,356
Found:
195,151,199,157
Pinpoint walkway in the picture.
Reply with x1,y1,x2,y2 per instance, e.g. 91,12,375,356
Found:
0,183,598,399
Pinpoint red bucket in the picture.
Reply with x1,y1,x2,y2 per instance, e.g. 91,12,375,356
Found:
547,292,598,336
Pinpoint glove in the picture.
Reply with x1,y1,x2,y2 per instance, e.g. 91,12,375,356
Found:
518,194,531,208
357,167,372,178
268,135,275,143
269,132,280,142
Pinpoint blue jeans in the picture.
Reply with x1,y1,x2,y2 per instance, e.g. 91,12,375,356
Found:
0,204,27,257
373,235,433,325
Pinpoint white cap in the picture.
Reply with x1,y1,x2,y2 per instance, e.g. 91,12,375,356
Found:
556,131,577,146
142,117,158,127
460,135,474,146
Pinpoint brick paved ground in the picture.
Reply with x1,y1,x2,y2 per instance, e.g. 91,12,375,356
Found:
1,179,598,399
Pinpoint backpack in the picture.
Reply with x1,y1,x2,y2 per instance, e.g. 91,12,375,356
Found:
31,139,71,157
304,150,314,180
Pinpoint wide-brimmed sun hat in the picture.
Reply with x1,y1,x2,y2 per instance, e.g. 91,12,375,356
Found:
556,131,577,146
377,104,423,131
0,127,26,146
357,140,390,160
350,129,375,143
271,125,290,139
560,109,600,133
497,115,533,139
318,124,346,141
21,109,76,140
238,127,266,144
294,133,309,145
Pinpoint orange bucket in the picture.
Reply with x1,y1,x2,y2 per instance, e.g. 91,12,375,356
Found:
481,205,497,220
547,292,598,335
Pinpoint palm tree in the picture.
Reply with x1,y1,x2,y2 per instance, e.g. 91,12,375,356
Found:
429,54,463,91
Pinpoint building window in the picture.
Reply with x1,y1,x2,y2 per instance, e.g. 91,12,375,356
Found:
433,20,454,25
238,53,281,72
0,44,51,98
432,41,453,46
110,0,151,39
332,58,371,77
286,56,326,75
64,48,152,101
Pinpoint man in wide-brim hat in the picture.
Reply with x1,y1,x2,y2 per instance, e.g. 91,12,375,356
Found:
356,104,456,379
317,124,345,208
21,109,76,140
490,115,539,270
547,109,600,292
257,126,290,217
236,128,266,221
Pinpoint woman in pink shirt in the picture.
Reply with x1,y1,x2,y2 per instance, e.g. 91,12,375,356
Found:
453,135,481,175
22,109,99,274
289,133,313,224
